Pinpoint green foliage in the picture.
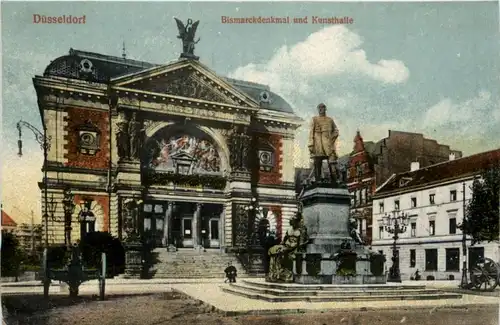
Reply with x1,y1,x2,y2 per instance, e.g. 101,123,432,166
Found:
144,171,227,190
46,245,71,269
461,165,500,245
80,232,125,277
334,250,357,276
1,231,25,277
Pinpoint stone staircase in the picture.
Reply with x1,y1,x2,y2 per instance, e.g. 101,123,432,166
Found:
221,279,463,302
151,248,249,278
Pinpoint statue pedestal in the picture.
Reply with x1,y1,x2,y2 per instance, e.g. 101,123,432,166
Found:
116,160,141,187
180,53,199,61
293,184,386,284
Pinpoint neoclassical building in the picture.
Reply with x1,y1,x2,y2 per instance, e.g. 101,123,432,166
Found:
34,47,302,251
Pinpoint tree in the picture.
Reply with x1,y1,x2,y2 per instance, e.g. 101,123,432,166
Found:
461,165,500,245
1,231,25,277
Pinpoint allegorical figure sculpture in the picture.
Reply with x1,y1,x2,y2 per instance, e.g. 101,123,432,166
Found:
174,18,200,59
308,103,339,183
267,213,309,283
116,119,130,160
128,112,141,160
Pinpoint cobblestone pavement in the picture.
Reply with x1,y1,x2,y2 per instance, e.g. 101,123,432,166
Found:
2,292,498,325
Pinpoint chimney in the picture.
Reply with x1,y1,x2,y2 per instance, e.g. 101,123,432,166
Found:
410,162,420,171
449,153,456,161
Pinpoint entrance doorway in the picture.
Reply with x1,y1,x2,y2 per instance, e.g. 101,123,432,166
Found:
142,203,165,247
209,218,220,248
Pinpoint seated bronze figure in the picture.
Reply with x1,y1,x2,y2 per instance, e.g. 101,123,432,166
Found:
266,213,309,283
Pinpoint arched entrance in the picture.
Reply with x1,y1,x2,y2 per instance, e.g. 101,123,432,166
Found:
140,124,228,248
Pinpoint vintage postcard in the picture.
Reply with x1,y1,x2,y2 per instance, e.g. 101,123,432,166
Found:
1,1,499,325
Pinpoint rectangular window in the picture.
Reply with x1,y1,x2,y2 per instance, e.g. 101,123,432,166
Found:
429,194,435,205
143,204,153,213
411,197,417,208
425,249,438,271
429,220,435,236
449,218,457,234
411,222,417,237
378,226,383,239
379,202,384,213
410,249,416,267
446,248,460,271
394,200,400,211
154,204,164,213
183,218,192,239
450,190,457,201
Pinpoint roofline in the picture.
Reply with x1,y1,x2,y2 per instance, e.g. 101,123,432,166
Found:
373,148,500,196
374,174,396,194
69,48,159,68
372,173,479,200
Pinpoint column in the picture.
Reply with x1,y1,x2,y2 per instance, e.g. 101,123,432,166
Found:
163,202,173,247
219,205,225,251
193,203,202,249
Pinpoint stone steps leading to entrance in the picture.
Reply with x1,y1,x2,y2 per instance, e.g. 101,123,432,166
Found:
220,279,463,303
150,248,248,279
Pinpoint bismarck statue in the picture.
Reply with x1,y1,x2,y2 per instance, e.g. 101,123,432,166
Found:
308,103,340,184
174,18,200,60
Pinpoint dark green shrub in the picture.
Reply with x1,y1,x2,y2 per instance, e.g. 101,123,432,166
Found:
46,245,70,269
1,231,25,277
80,232,125,277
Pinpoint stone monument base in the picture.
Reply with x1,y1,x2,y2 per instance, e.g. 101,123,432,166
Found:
293,184,386,285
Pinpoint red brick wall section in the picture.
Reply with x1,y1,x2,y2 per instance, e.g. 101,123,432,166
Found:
257,133,283,185
64,107,109,170
73,194,110,232
269,205,282,239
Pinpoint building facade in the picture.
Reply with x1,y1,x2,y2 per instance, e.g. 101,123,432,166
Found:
15,223,43,254
346,130,462,246
34,48,302,251
1,210,18,232
371,149,500,280
346,131,376,244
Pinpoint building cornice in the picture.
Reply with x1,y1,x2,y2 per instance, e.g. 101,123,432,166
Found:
372,174,477,200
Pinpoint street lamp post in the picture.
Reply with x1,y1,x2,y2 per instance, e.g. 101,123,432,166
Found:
47,194,58,245
383,210,409,283
62,188,76,250
460,181,469,288
244,197,263,247
17,120,52,248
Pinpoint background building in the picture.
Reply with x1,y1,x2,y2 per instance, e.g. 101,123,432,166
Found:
15,223,43,254
34,46,302,259
371,148,500,280
346,130,462,245
1,210,18,232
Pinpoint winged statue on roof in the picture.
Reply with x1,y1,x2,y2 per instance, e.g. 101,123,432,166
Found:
174,18,200,58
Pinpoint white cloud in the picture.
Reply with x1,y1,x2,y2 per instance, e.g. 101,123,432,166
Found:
229,25,412,166
229,25,409,97
423,91,492,129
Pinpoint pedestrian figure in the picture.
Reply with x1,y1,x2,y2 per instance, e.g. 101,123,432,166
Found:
224,262,237,283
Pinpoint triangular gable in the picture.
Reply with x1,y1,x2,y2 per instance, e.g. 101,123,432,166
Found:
111,60,259,108
170,151,195,161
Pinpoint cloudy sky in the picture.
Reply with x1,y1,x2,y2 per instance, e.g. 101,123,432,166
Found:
2,1,499,223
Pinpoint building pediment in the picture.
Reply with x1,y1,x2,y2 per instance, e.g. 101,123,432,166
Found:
111,60,259,109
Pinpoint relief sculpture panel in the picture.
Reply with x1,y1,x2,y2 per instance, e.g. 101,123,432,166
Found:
145,133,221,174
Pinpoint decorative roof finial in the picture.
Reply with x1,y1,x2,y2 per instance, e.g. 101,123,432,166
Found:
174,18,200,60
122,41,127,59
